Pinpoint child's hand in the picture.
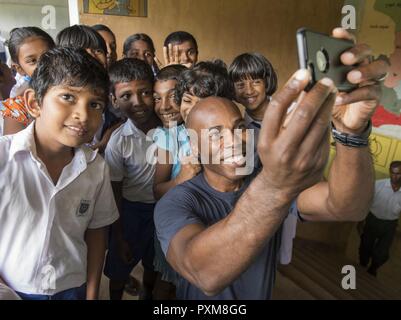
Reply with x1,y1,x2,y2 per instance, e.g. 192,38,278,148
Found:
163,43,180,66
176,155,201,184
117,238,134,265
154,56,164,70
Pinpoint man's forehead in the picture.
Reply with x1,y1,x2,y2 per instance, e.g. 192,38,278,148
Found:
189,98,242,129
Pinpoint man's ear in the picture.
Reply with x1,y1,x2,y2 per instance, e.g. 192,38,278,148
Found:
12,63,26,76
24,88,41,118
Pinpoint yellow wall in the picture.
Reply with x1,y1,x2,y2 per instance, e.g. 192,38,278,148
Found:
370,133,401,179
79,0,344,86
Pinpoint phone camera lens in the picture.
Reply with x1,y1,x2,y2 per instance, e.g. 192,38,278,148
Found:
316,49,329,73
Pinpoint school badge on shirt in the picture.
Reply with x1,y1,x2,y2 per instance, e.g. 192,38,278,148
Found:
77,200,91,217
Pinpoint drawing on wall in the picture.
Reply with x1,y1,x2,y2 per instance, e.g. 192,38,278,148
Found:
83,0,147,17
344,0,401,177
348,0,401,139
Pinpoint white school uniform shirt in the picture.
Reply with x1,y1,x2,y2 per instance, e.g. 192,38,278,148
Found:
0,114,3,136
105,119,157,204
371,179,401,221
245,109,298,265
0,123,119,295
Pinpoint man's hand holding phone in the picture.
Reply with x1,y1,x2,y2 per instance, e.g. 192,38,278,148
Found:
297,27,390,135
331,28,390,135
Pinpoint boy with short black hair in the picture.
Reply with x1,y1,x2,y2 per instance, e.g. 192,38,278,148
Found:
0,47,119,300
163,31,198,68
103,58,161,300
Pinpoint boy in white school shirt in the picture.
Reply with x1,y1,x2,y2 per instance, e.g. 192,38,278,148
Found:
103,58,161,300
0,47,119,300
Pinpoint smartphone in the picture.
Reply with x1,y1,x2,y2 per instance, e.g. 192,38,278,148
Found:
296,28,357,92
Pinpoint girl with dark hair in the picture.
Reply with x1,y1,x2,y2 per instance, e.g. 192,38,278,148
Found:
92,24,117,67
8,26,55,82
229,53,277,123
123,33,159,75
57,25,107,68
1,27,55,135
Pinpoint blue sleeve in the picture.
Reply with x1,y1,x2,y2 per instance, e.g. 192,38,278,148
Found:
289,199,306,222
154,186,204,256
153,127,173,152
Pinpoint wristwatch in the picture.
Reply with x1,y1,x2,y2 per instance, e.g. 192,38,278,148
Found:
331,121,372,148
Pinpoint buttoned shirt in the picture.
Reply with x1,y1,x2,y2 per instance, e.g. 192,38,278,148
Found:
0,123,119,295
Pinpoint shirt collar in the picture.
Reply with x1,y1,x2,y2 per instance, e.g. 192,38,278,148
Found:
8,121,98,164
244,112,262,128
8,122,37,160
385,179,401,193
121,119,143,138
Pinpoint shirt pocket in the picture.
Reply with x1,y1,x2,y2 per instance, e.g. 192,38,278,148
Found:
54,186,97,235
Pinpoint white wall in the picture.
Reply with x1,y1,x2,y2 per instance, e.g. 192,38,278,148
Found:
0,0,70,40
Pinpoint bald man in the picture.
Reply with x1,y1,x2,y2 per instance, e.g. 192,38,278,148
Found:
154,33,388,299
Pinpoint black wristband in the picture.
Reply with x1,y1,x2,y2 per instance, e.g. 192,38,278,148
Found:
331,121,372,148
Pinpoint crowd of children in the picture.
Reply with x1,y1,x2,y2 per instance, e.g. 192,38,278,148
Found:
0,23,388,300
0,24,279,300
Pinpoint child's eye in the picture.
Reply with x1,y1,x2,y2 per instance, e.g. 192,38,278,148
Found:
142,90,152,97
94,49,104,55
253,80,263,85
61,94,75,102
90,102,104,110
121,94,131,101
235,82,245,89
154,96,161,103
26,59,37,65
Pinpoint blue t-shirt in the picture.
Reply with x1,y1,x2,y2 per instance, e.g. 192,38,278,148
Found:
153,124,191,179
155,171,298,300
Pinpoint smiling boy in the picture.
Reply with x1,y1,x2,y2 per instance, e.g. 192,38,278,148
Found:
103,58,161,300
0,47,119,300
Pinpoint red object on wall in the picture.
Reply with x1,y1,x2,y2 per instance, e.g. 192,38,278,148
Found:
372,105,401,127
